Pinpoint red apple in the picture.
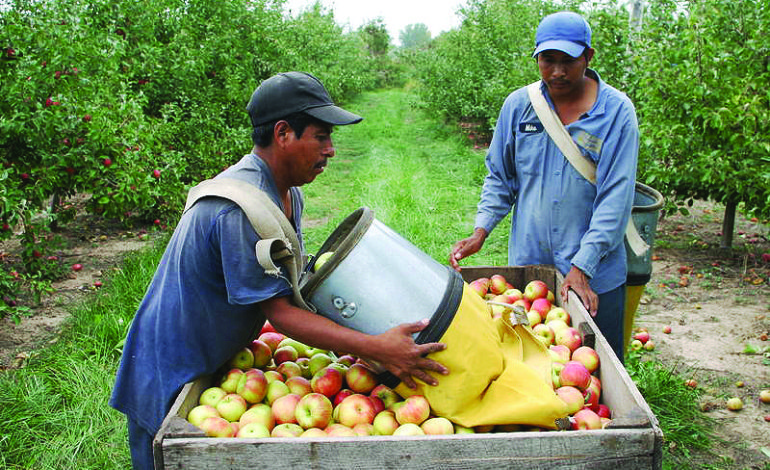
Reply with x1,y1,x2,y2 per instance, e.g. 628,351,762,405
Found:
545,319,570,336
260,320,277,335
571,408,602,430
633,331,651,344
559,361,592,391
272,393,302,424
250,339,272,369
277,361,303,379
524,279,549,302
596,404,611,419
72,263,83,272
530,298,552,321
662,325,672,334
370,384,399,409
311,366,343,398
511,298,531,312
325,423,356,437
333,388,355,407
345,363,378,394
527,309,542,327
285,376,312,397
504,288,523,303
489,274,508,295
236,369,268,404
583,388,600,412
152,169,161,179
199,416,236,437
555,327,582,352
571,346,600,374
335,354,357,367
264,370,283,384
337,394,377,427
257,331,285,354
273,345,299,365
187,404,220,428
555,386,585,415
294,392,333,429
469,279,488,298
352,423,374,436
549,345,571,364
394,395,430,426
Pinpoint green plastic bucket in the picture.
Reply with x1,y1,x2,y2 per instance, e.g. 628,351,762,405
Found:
625,182,664,286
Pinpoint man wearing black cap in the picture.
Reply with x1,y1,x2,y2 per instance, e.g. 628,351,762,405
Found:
450,12,639,363
110,72,448,469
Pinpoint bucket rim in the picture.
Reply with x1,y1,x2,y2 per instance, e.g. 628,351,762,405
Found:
633,182,664,212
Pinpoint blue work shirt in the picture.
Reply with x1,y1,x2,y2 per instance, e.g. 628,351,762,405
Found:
109,153,303,435
475,70,638,294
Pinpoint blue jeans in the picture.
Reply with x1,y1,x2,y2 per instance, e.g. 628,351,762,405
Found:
128,417,155,470
594,284,626,364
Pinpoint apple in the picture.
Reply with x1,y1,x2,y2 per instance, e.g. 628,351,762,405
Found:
219,368,245,393
587,376,601,401
72,263,83,272
453,424,475,434
250,339,272,369
258,331,285,353
555,327,582,352
277,361,303,379
469,279,488,298
278,338,310,358
311,366,344,398
236,369,268,404
421,417,454,435
526,309,542,327
489,300,512,319
260,320,278,335
545,307,570,325
337,394,377,427
547,290,555,304
559,361,592,391
583,388,600,412
489,274,508,295
308,352,334,376
199,416,236,437
393,423,425,436
600,417,612,429
530,298,552,321
662,325,672,334
630,339,644,351
271,423,304,437
315,251,334,270
726,397,743,411
596,404,611,419
551,362,565,389
549,345,571,364
273,345,299,365
325,423,357,437
369,395,385,414
236,422,270,438
370,384,399,409
395,395,430,426
345,363,378,394
266,380,290,405
372,410,400,435
545,319,570,335
335,354,357,367
571,346,600,374
684,379,698,388
187,404,220,428
511,298,531,312
301,428,328,437
352,423,374,436
571,408,602,430
239,403,275,430
199,386,228,407
295,392,333,429
333,388,355,407
523,280,549,302
644,340,656,351
759,389,770,404
633,331,650,344
227,347,254,370
264,370,283,384
216,393,248,422
152,169,161,179
285,376,312,397
272,393,302,424
532,323,555,346
556,386,586,415
504,288,523,303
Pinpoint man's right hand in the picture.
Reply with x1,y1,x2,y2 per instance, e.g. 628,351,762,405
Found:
372,319,449,390
449,227,488,271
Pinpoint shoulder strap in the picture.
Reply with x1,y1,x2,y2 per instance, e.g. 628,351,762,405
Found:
526,81,649,257
184,177,314,312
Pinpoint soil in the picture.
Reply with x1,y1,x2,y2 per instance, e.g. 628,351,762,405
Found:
0,197,768,468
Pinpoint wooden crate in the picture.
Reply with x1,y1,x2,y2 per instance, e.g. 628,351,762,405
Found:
154,265,663,469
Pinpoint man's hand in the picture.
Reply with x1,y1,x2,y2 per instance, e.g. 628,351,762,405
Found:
561,265,599,317
371,319,449,390
449,228,488,271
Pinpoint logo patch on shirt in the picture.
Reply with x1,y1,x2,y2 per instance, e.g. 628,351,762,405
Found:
576,131,603,154
519,122,544,133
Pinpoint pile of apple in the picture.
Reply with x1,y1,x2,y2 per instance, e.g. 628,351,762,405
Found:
469,274,612,430
187,323,467,438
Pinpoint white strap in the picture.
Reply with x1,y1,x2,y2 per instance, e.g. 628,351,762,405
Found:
526,81,649,257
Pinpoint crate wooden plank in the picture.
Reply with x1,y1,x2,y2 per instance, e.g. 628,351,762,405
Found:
157,264,662,469
162,428,658,470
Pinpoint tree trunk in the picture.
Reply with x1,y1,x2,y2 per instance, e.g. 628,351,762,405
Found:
720,200,736,249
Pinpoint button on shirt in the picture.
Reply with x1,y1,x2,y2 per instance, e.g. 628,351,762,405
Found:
110,153,302,434
474,70,638,294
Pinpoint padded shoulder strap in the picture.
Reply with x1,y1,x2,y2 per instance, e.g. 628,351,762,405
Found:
184,177,314,311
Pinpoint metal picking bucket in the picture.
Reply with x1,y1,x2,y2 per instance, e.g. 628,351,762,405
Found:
301,207,463,340
625,182,664,286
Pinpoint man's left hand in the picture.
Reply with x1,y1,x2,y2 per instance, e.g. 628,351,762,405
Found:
561,266,598,317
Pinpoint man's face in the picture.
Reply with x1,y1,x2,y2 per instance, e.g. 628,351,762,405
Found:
284,122,335,186
537,49,590,98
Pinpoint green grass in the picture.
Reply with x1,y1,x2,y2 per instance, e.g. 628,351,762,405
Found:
0,88,732,469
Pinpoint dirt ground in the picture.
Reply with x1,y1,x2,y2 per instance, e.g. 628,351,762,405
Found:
0,197,768,468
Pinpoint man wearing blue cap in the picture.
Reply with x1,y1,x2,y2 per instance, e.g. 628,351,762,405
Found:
111,72,448,469
450,12,639,363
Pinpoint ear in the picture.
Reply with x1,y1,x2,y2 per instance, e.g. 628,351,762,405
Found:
584,47,596,64
273,120,293,147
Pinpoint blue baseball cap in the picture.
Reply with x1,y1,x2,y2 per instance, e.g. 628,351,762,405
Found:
532,11,592,58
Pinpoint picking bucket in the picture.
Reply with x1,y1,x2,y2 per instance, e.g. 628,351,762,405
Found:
301,207,568,429
623,183,664,354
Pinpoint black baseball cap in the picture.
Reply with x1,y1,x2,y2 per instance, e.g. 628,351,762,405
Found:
247,72,363,127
